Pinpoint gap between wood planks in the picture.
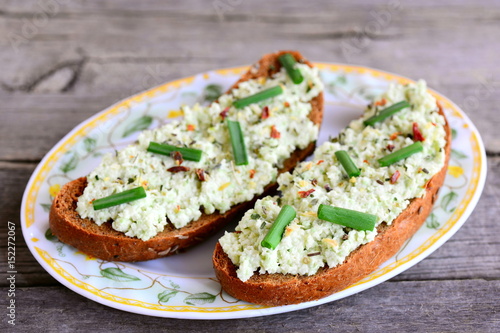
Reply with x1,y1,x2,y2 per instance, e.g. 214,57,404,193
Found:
0,54,225,95
2,58,87,93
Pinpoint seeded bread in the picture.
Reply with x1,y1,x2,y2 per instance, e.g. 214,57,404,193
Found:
49,51,324,262
212,104,451,306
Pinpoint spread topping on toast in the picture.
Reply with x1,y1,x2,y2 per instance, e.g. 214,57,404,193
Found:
219,80,447,281
76,63,323,240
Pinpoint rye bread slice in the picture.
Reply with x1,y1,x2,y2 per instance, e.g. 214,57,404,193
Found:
212,104,451,306
49,51,324,262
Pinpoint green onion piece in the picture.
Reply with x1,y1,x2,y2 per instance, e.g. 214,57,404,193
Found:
317,205,377,231
147,142,202,162
93,187,147,211
335,150,361,177
363,101,411,126
278,53,304,84
261,205,297,249
378,142,424,167
233,85,283,109
227,120,248,165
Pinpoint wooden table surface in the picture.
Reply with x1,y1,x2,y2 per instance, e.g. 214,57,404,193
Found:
1,1,499,331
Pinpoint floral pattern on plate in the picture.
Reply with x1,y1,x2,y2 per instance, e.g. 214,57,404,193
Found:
21,63,486,319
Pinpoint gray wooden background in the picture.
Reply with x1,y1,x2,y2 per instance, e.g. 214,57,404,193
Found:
1,0,499,332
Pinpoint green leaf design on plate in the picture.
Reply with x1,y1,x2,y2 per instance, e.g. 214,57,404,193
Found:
60,152,79,173
169,280,180,289
181,91,198,103
203,84,222,103
83,137,97,152
45,228,58,241
158,290,178,303
440,191,458,213
325,76,348,96
451,149,467,159
40,203,52,212
426,212,440,229
451,128,457,140
184,292,216,305
122,116,153,138
100,267,141,282
336,75,347,85
56,244,66,257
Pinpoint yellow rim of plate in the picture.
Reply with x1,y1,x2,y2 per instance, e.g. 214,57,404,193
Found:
24,63,484,313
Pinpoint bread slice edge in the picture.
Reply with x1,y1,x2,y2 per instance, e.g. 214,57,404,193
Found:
49,51,324,262
212,104,451,306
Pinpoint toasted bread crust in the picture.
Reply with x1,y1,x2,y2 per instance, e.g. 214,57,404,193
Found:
212,106,451,306
49,51,324,262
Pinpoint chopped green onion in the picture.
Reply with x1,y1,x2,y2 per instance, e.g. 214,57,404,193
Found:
278,53,304,84
335,150,360,177
363,101,411,126
227,120,248,165
317,205,377,231
147,142,202,162
233,85,283,109
93,187,147,211
378,142,424,167
261,205,297,249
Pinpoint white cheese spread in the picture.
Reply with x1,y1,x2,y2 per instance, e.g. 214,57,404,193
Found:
219,80,447,281
76,64,323,240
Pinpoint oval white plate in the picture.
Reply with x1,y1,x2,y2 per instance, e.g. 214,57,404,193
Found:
21,63,486,319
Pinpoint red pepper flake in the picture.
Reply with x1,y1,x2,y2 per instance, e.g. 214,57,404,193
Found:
412,122,425,142
186,124,196,131
195,168,206,181
431,122,437,127
249,169,256,179
220,107,229,119
234,231,242,234
171,151,183,166
390,170,400,184
386,144,395,152
298,189,315,198
311,179,318,186
363,159,370,164
375,98,387,106
317,160,324,165
390,132,401,140
284,101,290,108
167,166,190,173
270,125,281,139
261,106,270,119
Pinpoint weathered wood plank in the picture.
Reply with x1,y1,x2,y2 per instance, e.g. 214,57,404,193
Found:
2,280,499,332
1,2,500,160
1,1,499,329
2,158,499,287
0,162,59,287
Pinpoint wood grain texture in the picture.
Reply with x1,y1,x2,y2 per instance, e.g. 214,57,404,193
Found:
2,280,499,332
1,1,500,160
1,0,499,330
